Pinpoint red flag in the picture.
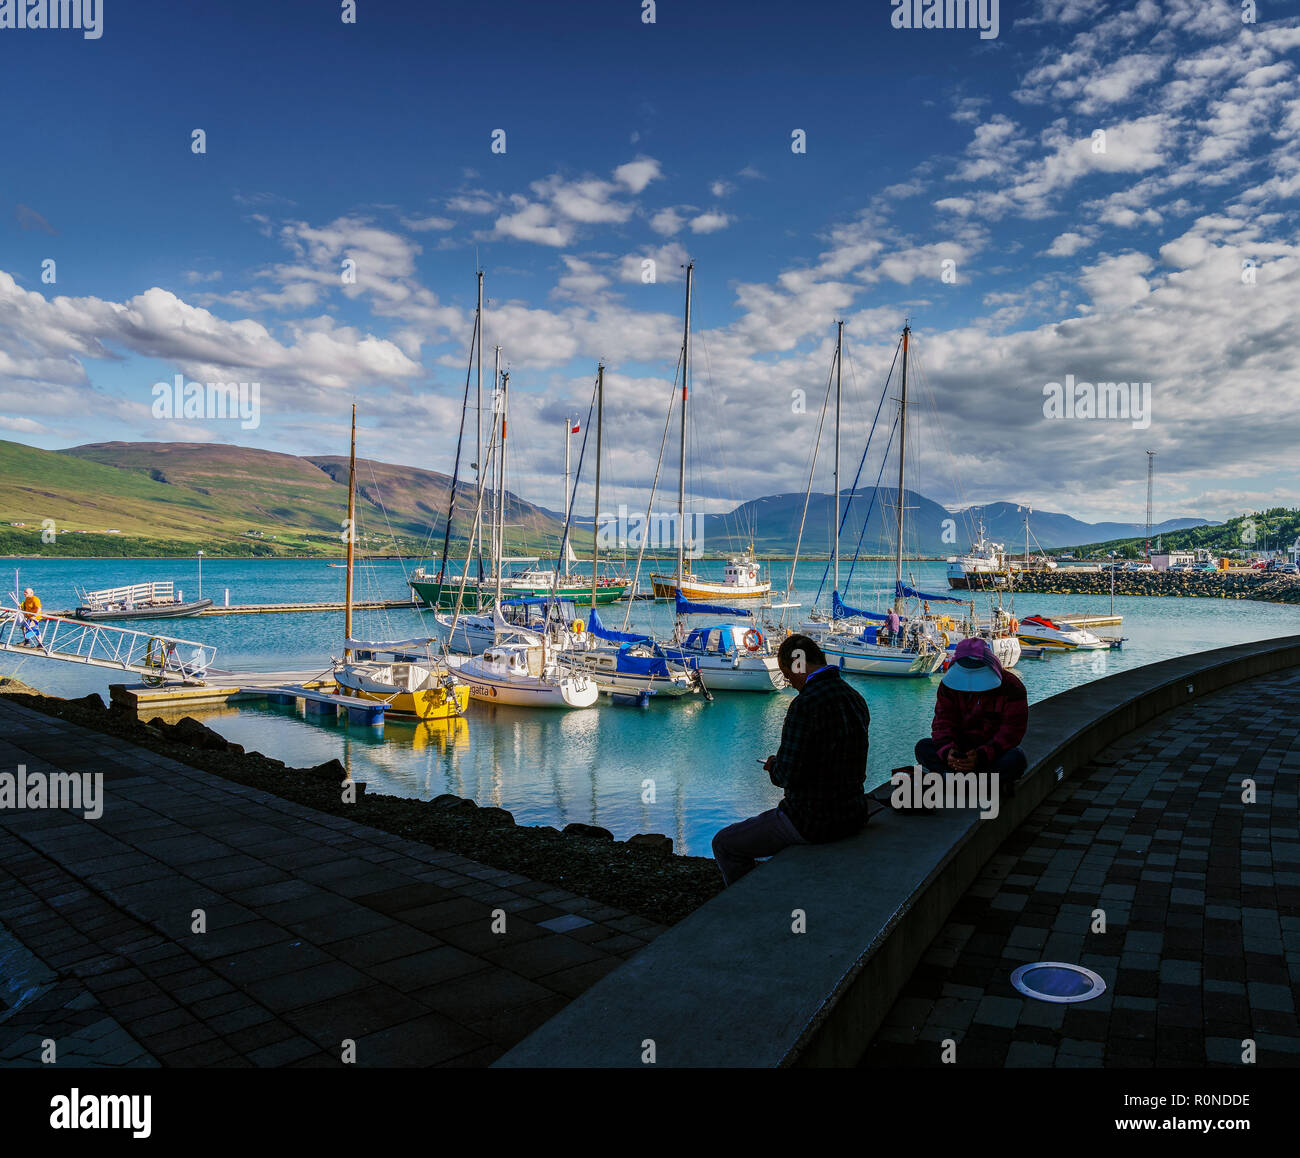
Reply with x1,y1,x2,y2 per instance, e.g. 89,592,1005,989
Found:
571,422,580,433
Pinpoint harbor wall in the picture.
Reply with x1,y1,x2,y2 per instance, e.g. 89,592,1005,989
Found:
495,633,1300,1068
988,569,1300,603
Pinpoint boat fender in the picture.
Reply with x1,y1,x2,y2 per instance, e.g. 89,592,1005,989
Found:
938,631,950,650
570,620,584,636
743,628,763,652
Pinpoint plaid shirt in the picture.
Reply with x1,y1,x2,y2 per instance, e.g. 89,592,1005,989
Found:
769,667,870,842
931,670,1028,765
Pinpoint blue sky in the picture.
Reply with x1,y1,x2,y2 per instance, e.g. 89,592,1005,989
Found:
2,0,1299,527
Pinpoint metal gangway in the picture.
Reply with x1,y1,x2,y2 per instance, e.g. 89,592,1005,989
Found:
0,608,216,685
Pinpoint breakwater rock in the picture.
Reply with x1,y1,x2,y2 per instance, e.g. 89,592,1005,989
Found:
5,690,720,925
1005,570,1300,604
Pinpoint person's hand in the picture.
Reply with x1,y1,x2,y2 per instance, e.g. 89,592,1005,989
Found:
948,751,978,772
763,755,776,773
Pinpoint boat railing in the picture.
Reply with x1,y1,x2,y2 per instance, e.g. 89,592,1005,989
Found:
79,580,177,608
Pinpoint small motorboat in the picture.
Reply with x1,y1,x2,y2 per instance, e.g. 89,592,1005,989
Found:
75,581,212,621
1016,614,1108,651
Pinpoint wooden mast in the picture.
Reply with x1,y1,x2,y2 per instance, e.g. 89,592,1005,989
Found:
344,403,356,660
592,363,604,611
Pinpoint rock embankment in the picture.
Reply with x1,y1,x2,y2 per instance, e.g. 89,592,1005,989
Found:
4,689,721,926
1005,570,1300,603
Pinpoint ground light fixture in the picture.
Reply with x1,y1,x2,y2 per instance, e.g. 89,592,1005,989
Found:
1010,962,1107,1003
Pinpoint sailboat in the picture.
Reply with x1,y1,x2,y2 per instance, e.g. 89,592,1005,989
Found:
662,590,785,692
409,277,628,609
792,323,947,676
550,362,697,699
437,364,599,709
331,406,470,720
648,263,771,603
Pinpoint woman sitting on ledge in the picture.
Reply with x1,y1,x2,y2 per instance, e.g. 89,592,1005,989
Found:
914,637,1028,790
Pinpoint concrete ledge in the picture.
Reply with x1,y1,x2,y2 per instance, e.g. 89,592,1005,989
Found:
495,634,1300,1068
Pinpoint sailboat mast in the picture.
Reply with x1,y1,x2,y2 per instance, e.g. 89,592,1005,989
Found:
834,320,843,595
344,403,356,660
494,370,509,633
492,344,502,570
894,323,910,611
677,262,693,585
592,364,604,610
474,272,485,584
564,416,572,535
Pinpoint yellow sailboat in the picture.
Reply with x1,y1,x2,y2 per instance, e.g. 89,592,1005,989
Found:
332,404,470,722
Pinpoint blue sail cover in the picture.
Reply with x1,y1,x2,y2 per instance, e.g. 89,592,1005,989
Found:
587,608,651,644
895,581,964,605
832,590,889,622
674,589,753,618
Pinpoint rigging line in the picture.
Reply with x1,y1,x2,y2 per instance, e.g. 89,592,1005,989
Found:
785,344,839,601
622,347,684,631
446,406,499,635
693,330,749,549
813,332,902,604
552,369,601,594
436,307,482,582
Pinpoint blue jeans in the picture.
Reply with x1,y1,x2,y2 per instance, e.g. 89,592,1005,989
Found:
712,806,808,886
914,738,1028,783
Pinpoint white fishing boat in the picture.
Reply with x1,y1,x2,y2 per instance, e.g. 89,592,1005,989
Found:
945,520,1010,590
1015,614,1108,651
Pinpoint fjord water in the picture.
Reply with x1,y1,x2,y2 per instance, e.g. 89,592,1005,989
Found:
9,557,1300,855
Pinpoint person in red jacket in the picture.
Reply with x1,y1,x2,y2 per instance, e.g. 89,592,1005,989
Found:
915,637,1028,787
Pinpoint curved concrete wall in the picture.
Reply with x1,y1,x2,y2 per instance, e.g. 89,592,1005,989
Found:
496,634,1300,1068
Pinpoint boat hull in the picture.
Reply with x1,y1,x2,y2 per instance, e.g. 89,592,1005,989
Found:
649,574,770,601
75,598,214,621
821,636,946,677
333,678,470,721
443,657,599,708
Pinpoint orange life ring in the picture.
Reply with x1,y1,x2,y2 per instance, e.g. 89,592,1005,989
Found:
1009,617,1019,634
743,628,763,653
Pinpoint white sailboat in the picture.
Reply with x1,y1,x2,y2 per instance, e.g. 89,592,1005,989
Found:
437,364,598,709
647,262,772,603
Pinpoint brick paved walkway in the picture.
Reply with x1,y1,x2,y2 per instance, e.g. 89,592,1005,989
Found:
0,699,664,1068
862,667,1300,1068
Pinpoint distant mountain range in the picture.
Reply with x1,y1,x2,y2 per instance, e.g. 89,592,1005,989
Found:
0,439,1215,557
700,489,1215,557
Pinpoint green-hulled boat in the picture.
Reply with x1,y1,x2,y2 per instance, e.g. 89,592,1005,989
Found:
409,559,628,609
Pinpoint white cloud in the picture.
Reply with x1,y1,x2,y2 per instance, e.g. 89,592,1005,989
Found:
1045,232,1092,257
689,211,731,234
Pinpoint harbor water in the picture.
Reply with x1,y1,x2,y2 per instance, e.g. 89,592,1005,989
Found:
7,557,1300,855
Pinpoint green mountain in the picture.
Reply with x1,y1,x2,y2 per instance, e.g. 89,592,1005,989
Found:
0,440,573,558
1065,508,1300,559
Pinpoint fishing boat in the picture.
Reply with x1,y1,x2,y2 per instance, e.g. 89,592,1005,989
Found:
662,590,785,692
945,520,1010,590
74,581,212,621
331,405,468,721
1015,614,1108,651
646,262,771,604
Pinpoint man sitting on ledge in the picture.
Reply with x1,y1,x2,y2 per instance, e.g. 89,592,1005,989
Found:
915,637,1028,790
712,635,870,886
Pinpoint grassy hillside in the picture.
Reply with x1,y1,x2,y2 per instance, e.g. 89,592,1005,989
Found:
0,439,576,557
1064,508,1300,558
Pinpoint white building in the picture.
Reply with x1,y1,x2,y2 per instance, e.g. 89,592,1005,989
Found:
1151,551,1195,571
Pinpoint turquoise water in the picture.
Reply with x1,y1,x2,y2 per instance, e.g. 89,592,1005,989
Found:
7,556,1300,855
